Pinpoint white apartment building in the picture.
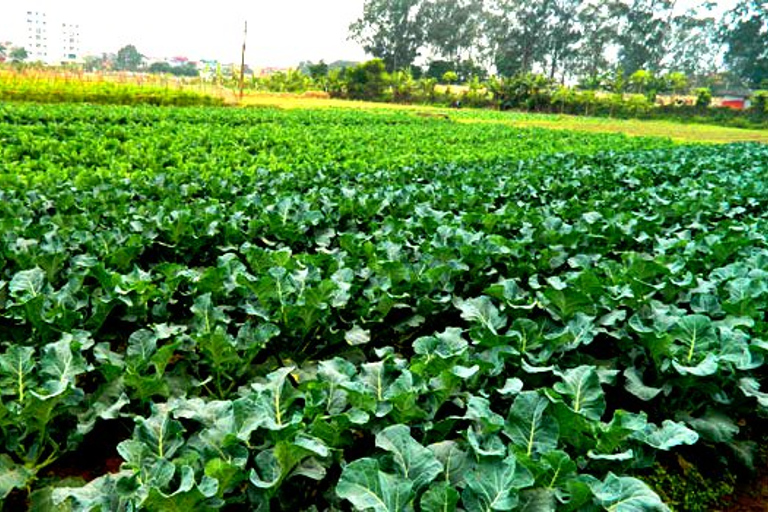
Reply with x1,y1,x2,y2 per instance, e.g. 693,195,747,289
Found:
60,22,80,62
25,9,50,62
23,9,81,64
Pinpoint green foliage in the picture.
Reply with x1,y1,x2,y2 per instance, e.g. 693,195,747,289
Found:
1,102,767,509
644,462,736,511
694,87,712,108
115,45,143,72
0,73,223,106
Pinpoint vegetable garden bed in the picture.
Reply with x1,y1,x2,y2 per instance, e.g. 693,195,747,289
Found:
1,103,766,511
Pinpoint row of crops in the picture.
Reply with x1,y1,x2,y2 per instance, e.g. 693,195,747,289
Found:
0,72,224,106
1,103,767,510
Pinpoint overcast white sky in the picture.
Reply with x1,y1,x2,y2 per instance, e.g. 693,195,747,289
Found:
1,0,727,67
2,0,369,67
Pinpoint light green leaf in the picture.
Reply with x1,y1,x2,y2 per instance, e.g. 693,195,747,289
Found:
498,378,524,396
249,366,302,430
413,328,468,359
462,455,534,512
134,403,185,459
376,425,443,492
346,325,371,346
505,391,559,457
670,314,718,364
0,454,35,499
589,473,669,512
336,458,414,512
9,267,46,301
428,441,471,487
671,353,719,376
421,482,459,512
623,367,663,401
682,410,739,443
0,345,36,403
553,366,606,420
33,334,89,399
631,420,699,451
738,377,768,408
455,296,506,335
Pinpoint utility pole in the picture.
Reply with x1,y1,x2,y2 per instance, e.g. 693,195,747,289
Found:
239,20,248,100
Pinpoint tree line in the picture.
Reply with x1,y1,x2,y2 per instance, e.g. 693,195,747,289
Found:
348,0,768,90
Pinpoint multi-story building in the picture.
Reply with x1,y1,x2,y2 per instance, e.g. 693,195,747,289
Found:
25,9,50,62
22,9,81,64
60,22,80,62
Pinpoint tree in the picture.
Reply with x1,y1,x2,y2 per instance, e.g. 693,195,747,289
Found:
349,0,425,72
148,61,174,74
662,8,722,79
308,61,329,80
609,0,677,74
720,0,768,88
420,0,483,65
543,0,582,81
0,42,7,61
345,59,388,100
485,0,552,76
10,47,28,63
115,44,143,72
572,0,617,84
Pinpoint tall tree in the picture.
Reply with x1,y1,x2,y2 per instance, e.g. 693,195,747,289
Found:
662,4,722,78
543,0,582,81
609,0,678,74
485,0,552,76
420,0,483,65
115,45,143,72
9,47,28,63
349,0,425,72
572,0,618,84
720,0,768,88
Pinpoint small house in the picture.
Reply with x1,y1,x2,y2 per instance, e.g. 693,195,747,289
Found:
718,89,752,110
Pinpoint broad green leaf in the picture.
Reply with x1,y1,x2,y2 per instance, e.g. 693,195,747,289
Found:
738,377,768,408
51,472,128,511
0,454,35,499
336,458,414,512
413,327,468,359
455,296,506,335
428,441,471,487
631,420,699,450
623,367,663,401
504,391,559,457
249,449,282,489
553,366,606,420
421,482,459,512
518,488,556,512
249,366,302,430
537,450,577,493
345,325,371,346
134,404,185,459
682,410,739,443
462,396,505,432
671,353,719,376
376,425,443,492
9,267,46,301
498,378,524,396
462,455,534,512
670,314,718,364
33,334,89,399
0,345,36,402
588,473,669,512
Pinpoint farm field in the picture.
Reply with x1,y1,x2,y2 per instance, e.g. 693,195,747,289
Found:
1,102,768,511
238,93,768,145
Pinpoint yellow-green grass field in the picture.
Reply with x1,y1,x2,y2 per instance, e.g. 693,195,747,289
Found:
240,92,768,145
